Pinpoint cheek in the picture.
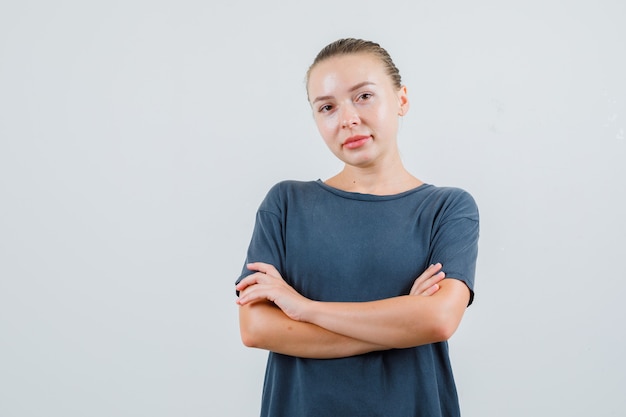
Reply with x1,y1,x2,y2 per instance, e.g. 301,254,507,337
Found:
375,101,393,120
315,116,339,141
373,103,398,132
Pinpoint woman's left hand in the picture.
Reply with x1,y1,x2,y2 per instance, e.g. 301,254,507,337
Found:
236,262,311,322
409,263,445,296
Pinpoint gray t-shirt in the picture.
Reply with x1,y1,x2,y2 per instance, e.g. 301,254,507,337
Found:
237,180,479,417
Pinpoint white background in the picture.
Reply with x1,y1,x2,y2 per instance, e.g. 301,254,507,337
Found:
1,1,625,416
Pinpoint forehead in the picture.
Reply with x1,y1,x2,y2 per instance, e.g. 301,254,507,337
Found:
307,53,389,96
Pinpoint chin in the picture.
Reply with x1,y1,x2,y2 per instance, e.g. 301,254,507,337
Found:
346,155,378,168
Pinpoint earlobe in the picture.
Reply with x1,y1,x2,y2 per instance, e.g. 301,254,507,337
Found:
398,101,409,116
398,85,409,116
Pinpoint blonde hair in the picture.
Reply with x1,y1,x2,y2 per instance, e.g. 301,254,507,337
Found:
306,38,402,92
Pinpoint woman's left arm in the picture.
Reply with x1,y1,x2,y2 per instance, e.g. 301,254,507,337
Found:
303,279,469,348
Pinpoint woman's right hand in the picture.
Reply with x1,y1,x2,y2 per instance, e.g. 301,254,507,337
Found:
236,262,313,322
409,263,445,296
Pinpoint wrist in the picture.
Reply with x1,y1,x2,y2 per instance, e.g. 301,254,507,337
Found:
300,299,320,324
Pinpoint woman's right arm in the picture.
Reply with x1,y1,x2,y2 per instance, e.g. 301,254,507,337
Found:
239,301,388,359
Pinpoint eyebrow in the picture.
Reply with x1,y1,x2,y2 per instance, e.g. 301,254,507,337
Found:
312,81,376,104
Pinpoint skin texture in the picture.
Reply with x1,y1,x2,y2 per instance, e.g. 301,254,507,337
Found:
237,52,471,358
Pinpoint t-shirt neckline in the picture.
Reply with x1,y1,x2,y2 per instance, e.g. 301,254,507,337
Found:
314,179,431,201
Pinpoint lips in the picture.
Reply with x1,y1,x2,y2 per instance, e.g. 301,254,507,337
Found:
343,135,371,149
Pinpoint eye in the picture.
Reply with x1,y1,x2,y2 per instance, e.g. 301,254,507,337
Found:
357,92,373,101
318,104,333,113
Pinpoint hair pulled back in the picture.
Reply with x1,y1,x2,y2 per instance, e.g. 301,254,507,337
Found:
306,38,403,92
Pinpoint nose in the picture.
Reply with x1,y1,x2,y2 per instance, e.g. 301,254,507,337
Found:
340,105,360,128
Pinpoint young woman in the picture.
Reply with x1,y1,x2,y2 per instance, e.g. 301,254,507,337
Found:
235,38,479,417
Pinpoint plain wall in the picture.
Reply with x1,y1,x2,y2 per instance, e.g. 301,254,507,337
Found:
1,0,625,416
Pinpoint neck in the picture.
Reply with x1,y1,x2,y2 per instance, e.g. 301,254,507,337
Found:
325,159,422,195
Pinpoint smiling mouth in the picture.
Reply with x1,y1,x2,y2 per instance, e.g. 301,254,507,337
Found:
343,135,371,149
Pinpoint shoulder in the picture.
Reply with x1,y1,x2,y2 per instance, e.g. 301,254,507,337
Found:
263,180,320,200
421,185,479,221
258,180,321,213
266,180,319,194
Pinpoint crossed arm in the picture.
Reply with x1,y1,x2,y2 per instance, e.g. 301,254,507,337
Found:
236,262,470,359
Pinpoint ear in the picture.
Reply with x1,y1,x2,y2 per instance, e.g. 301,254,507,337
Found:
397,85,409,116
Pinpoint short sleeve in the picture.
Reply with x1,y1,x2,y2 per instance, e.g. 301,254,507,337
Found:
235,185,286,294
428,190,479,305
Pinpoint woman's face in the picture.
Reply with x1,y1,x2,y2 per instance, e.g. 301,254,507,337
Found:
307,53,409,168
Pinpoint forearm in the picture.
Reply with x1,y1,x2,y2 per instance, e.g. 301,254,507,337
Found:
239,301,389,359
302,279,469,349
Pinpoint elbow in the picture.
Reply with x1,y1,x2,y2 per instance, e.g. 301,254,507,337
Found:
238,302,270,348
240,329,260,348
431,320,459,342
424,284,468,343
239,314,260,348
419,309,463,344
239,316,257,348
396,314,460,349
